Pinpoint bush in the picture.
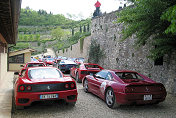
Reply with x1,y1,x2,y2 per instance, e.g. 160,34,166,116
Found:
88,40,105,63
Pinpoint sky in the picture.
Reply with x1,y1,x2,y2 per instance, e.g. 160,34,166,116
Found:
21,0,125,20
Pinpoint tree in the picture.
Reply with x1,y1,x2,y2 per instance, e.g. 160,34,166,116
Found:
83,25,86,32
117,0,176,59
51,27,65,40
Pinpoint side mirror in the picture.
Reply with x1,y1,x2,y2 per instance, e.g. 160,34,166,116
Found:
20,65,24,67
14,72,19,75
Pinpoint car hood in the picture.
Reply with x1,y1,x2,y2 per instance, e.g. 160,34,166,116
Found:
22,77,74,84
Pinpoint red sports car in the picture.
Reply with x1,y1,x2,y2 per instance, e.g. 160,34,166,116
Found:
44,58,55,66
14,67,78,109
82,69,167,108
70,63,104,83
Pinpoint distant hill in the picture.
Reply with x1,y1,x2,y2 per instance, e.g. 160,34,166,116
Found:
19,7,90,29
13,7,91,56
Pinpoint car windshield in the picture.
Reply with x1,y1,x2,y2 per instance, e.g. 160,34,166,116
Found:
47,58,54,61
115,72,144,80
28,68,62,79
27,64,44,67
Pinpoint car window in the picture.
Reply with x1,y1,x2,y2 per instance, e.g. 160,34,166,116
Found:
115,72,144,80
105,72,113,80
28,68,62,79
27,64,44,67
85,64,99,69
95,71,108,79
20,69,26,77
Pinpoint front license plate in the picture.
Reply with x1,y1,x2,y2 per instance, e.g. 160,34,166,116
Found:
144,95,152,101
40,94,58,99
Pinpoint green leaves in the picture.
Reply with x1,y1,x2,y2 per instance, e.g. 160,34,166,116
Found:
116,0,176,60
161,5,176,34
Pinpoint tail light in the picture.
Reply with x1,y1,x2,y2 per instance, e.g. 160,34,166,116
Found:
19,85,25,91
26,86,32,91
70,83,75,88
65,84,69,88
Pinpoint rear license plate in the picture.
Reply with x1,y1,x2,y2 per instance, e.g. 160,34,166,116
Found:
40,94,58,99
144,95,152,101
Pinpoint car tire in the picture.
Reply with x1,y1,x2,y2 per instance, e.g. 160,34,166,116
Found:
83,79,89,93
12,92,24,110
105,88,120,109
76,72,81,83
16,105,24,110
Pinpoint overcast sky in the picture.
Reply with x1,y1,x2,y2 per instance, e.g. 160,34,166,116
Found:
22,0,124,20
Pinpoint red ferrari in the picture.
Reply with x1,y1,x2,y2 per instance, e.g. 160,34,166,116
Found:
70,63,104,83
82,69,167,108
14,67,78,109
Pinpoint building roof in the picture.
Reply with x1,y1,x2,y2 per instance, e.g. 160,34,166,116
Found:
9,48,36,57
0,0,21,44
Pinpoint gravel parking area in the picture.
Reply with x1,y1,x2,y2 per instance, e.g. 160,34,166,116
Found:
12,78,176,118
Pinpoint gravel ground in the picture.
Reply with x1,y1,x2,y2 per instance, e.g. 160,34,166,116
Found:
12,76,176,118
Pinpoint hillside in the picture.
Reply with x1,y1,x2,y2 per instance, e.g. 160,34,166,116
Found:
11,7,91,56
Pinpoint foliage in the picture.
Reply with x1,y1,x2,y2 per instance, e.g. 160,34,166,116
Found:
161,5,176,35
10,42,30,51
19,8,73,26
18,34,41,41
51,27,67,40
19,7,91,29
16,7,92,55
80,36,85,53
117,0,176,59
88,40,105,64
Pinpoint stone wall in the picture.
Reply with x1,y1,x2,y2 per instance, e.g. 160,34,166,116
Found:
56,36,91,62
91,10,176,94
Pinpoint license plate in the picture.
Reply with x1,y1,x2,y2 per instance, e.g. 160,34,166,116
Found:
40,94,58,99
144,95,152,101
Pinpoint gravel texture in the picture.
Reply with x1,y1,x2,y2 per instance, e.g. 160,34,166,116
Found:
12,77,176,118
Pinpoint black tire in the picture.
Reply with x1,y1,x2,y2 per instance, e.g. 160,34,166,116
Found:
16,105,24,110
105,88,120,109
83,79,89,93
76,72,81,83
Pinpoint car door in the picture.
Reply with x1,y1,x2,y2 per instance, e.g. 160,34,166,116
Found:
89,71,108,96
70,64,79,77
98,72,114,98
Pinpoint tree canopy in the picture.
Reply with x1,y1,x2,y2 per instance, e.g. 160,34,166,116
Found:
19,7,91,29
117,0,176,59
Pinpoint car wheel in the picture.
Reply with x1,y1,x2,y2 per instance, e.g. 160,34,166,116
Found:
16,105,24,110
105,88,119,109
76,72,81,83
12,92,24,110
83,79,89,93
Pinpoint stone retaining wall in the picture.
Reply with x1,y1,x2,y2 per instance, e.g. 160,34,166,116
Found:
91,10,176,94
56,36,91,62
